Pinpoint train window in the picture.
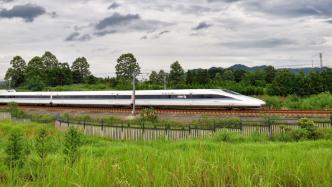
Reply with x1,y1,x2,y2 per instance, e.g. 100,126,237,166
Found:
0,95,50,99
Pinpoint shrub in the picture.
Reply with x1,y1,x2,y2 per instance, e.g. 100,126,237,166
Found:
35,128,51,163
288,128,309,141
63,127,82,165
297,118,321,140
7,102,26,118
140,108,159,122
5,131,25,169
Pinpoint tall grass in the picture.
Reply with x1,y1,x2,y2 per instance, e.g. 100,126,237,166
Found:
0,120,332,186
260,92,332,109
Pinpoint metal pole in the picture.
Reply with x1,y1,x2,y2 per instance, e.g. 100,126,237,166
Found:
319,53,323,68
131,72,136,115
163,72,167,90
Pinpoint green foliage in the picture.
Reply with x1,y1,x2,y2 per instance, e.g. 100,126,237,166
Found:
169,61,185,85
25,75,46,91
5,131,25,169
5,56,26,87
140,108,159,122
63,127,82,165
212,130,244,143
35,128,51,161
71,57,91,84
7,102,26,118
1,120,332,186
115,53,141,80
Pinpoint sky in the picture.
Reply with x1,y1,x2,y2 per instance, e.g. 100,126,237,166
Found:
0,0,332,79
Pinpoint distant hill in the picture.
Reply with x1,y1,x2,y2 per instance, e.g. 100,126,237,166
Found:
229,64,331,74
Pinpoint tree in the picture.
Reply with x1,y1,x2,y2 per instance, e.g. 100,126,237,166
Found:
71,57,91,84
158,70,167,84
56,63,73,86
115,53,141,80
233,69,247,82
222,69,235,81
169,61,185,85
215,73,222,82
294,71,311,96
264,66,276,83
149,71,159,84
269,70,296,96
41,51,60,86
186,69,210,85
26,57,45,78
5,56,27,87
26,76,45,91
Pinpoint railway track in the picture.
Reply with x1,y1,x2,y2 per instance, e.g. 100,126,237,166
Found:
2,105,331,117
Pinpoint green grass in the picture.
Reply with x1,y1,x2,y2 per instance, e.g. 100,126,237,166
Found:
260,92,332,109
0,120,332,186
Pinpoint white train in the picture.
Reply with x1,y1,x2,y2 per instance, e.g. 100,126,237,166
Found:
0,89,265,108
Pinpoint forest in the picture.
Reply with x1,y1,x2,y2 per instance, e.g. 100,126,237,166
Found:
2,51,332,97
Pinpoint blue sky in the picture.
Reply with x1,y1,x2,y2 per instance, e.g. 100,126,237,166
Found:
0,0,332,78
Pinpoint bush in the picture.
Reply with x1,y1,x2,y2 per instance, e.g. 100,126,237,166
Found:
5,131,25,169
297,118,321,140
7,102,26,118
64,127,82,165
288,128,309,141
140,108,159,122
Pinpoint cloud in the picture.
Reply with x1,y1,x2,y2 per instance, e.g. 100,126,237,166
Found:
159,30,170,35
220,38,296,49
0,4,46,22
193,22,212,30
240,0,332,18
65,32,91,41
95,13,140,30
95,13,169,36
0,0,14,2
108,2,120,9
94,30,117,36
326,20,332,24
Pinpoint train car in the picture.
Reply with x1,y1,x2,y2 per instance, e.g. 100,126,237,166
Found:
0,89,265,108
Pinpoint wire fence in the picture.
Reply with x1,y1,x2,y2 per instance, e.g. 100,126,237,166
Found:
2,111,332,141
54,116,332,141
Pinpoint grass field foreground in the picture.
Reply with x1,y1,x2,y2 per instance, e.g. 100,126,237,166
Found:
0,120,331,186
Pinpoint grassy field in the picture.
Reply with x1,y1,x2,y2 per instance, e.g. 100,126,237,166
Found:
0,120,332,186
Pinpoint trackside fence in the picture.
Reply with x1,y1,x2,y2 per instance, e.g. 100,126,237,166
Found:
54,117,332,141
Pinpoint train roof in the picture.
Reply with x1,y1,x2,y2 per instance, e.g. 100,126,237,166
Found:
0,89,240,96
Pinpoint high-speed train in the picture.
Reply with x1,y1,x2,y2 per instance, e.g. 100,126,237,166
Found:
0,89,265,108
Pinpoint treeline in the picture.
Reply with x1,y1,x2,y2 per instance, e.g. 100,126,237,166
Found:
3,52,332,96
4,52,98,91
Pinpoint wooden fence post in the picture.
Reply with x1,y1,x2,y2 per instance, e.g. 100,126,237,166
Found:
213,121,216,133
83,120,86,129
67,117,70,127
330,114,332,128
101,120,104,131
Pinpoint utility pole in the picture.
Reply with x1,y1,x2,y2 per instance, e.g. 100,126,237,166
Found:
131,72,136,115
163,72,167,90
319,52,323,68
